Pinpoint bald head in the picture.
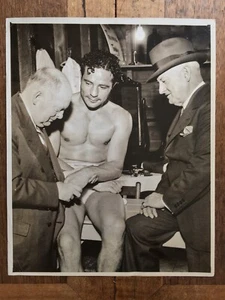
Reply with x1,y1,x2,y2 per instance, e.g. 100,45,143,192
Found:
21,68,72,127
25,67,71,93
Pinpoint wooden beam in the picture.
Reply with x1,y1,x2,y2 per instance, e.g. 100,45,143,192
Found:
53,24,67,68
67,0,115,17
17,24,35,91
80,24,91,57
116,0,164,17
67,0,84,16
85,0,115,17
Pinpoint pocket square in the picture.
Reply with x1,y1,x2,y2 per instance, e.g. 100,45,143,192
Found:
180,125,193,137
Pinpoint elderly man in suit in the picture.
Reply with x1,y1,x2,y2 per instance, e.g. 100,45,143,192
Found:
12,68,85,272
122,37,211,272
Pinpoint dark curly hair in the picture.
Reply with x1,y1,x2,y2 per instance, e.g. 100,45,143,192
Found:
80,50,123,84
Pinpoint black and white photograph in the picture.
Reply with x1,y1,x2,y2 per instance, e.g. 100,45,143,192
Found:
6,17,215,276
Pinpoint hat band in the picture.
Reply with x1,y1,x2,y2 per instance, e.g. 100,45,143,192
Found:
152,51,195,71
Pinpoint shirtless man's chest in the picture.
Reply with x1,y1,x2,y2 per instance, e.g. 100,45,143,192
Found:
59,99,116,162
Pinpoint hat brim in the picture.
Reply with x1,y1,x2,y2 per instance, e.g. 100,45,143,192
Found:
146,52,208,83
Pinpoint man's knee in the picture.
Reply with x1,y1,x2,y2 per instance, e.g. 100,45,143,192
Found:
57,231,79,254
101,216,125,243
126,215,143,234
125,214,154,244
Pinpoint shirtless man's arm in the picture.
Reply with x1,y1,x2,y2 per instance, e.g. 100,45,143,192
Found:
49,128,75,172
64,109,132,186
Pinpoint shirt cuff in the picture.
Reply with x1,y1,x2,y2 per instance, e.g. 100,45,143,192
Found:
63,169,75,178
163,163,168,173
162,198,172,213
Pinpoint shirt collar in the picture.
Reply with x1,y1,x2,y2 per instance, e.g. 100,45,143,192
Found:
182,81,205,110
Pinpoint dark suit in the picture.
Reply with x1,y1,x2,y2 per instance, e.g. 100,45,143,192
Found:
123,83,211,272
12,93,64,272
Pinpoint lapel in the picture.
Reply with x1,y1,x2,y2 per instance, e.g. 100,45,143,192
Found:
43,128,64,182
166,109,182,144
166,107,192,147
165,83,210,150
15,94,57,177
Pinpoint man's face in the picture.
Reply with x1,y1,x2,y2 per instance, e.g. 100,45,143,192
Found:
33,86,71,128
157,65,188,107
80,66,113,109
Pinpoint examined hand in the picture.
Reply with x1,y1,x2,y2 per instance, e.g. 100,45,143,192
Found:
88,174,98,184
64,169,97,189
93,181,122,193
56,182,82,202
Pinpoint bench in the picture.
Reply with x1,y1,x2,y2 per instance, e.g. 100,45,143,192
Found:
81,173,185,249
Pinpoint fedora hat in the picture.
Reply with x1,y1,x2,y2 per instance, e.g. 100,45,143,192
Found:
146,37,208,82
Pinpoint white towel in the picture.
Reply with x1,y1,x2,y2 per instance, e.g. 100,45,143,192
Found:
36,49,55,70
62,57,81,94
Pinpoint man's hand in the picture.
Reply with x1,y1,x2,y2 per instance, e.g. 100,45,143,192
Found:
143,192,165,209
93,181,122,193
140,206,158,219
56,182,82,202
140,192,165,218
64,168,98,189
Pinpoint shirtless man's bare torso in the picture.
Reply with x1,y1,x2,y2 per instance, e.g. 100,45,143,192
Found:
60,93,126,164
50,51,132,272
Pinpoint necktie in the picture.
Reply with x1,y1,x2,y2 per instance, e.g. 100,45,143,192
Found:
36,126,48,150
180,107,184,117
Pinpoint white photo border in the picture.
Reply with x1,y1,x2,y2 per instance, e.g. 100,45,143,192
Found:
6,17,216,277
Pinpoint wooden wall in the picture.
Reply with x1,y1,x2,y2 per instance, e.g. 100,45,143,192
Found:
1,1,225,299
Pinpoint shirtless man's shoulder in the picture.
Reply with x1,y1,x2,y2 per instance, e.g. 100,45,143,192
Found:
72,92,81,105
102,100,132,125
70,93,132,127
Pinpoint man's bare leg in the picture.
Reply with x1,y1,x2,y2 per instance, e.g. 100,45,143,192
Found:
57,203,85,272
85,192,125,272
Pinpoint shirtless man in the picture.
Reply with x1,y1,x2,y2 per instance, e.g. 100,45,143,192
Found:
49,50,132,272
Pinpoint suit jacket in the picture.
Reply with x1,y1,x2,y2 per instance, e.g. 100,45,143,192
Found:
156,83,211,251
12,93,64,272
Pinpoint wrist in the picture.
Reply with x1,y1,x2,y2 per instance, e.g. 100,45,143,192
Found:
161,197,172,212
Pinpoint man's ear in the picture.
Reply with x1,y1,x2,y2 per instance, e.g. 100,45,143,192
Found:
32,91,42,105
183,66,191,82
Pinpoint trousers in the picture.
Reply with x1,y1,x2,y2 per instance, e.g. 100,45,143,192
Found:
122,209,210,272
